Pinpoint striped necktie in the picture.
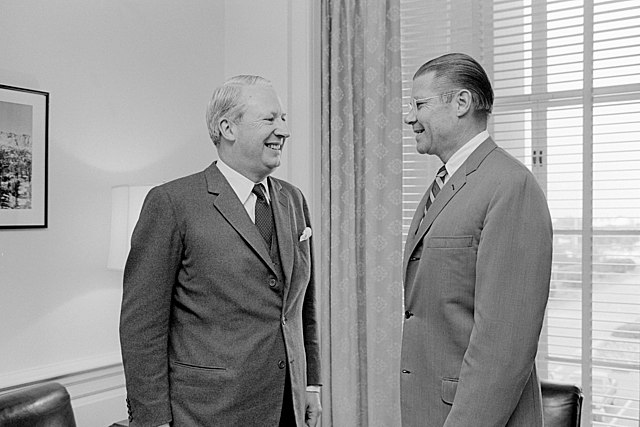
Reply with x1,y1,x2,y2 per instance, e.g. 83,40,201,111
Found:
415,165,448,234
424,165,448,214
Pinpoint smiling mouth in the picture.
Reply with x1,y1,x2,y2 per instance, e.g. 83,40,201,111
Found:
265,142,283,151
265,137,286,151
414,129,425,134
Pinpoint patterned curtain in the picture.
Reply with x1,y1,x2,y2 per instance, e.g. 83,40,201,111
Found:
320,1,403,426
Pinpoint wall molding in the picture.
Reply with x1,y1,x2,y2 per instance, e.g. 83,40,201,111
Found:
0,352,122,391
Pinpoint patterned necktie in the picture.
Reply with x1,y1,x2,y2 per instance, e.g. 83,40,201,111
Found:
252,184,273,246
416,165,448,233
424,165,448,213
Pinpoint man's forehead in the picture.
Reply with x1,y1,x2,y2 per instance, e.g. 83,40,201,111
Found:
243,86,284,113
412,72,437,95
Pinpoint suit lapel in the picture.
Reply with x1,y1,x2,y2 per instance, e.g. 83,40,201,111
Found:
270,178,294,302
406,190,429,239
402,171,467,274
404,138,498,272
403,188,430,271
205,163,275,272
413,172,467,242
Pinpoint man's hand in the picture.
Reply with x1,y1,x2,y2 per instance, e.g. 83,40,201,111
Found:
305,390,322,427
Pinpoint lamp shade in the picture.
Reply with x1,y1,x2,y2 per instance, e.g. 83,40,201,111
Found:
107,185,154,270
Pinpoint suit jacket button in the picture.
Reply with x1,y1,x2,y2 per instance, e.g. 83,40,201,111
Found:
269,278,277,288
405,310,414,319
278,360,286,369
402,369,411,374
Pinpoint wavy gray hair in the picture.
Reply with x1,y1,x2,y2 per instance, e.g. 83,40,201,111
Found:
206,75,272,146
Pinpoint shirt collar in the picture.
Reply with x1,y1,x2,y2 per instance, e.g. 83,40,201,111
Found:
216,159,270,204
444,130,490,178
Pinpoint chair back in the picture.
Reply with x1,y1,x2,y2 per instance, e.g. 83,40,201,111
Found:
541,379,583,427
0,382,76,427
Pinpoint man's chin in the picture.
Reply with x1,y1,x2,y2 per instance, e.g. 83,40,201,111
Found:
264,147,282,157
264,157,281,172
416,143,429,155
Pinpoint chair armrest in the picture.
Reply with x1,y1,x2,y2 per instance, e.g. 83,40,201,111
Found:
0,382,76,427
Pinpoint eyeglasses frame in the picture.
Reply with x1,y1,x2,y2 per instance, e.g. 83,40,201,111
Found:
407,89,464,113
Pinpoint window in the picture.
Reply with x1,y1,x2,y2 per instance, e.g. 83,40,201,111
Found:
400,0,640,425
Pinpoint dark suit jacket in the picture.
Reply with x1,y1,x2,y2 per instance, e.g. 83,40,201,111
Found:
120,162,320,426
401,139,552,426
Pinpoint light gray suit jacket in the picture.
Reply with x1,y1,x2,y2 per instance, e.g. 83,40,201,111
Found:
401,139,552,426
120,162,320,426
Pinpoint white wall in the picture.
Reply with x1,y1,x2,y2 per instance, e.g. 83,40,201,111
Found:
0,0,318,425
0,0,225,423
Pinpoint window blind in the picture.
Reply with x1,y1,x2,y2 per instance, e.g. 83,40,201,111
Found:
400,0,640,425
400,0,456,243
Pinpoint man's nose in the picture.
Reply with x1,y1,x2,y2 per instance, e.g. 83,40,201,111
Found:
404,108,416,126
275,119,291,139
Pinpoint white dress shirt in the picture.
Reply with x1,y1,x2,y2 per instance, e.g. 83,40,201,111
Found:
442,130,490,182
216,159,270,223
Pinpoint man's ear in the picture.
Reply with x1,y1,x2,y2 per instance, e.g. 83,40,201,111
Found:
455,90,473,118
218,118,237,142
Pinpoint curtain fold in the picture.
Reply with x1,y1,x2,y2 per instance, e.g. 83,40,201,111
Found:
320,1,403,425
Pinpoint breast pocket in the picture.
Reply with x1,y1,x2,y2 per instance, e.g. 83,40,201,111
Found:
296,238,311,263
424,236,476,295
293,242,311,285
426,236,473,249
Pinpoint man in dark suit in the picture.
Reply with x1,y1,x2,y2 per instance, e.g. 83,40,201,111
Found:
120,75,321,426
400,53,552,426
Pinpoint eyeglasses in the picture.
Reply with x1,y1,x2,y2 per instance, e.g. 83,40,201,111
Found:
406,90,461,112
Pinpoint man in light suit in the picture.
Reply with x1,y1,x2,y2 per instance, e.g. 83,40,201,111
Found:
120,75,321,427
400,53,552,426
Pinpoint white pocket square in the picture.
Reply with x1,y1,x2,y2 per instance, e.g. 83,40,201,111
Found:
299,227,312,242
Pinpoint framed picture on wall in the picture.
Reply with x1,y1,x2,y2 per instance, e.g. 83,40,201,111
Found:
0,84,49,228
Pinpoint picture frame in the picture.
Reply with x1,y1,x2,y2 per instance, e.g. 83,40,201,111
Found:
0,84,49,228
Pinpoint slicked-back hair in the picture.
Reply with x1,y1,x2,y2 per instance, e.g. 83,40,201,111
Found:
414,53,494,119
206,75,272,145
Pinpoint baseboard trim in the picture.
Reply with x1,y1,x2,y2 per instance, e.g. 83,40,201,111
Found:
0,352,122,390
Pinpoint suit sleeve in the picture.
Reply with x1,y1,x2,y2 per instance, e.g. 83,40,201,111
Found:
300,191,322,386
444,170,552,426
119,186,182,426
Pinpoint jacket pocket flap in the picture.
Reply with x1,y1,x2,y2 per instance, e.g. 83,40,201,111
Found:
441,377,458,405
427,236,473,248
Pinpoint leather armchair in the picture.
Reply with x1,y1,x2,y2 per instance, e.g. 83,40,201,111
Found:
0,382,76,427
541,379,583,427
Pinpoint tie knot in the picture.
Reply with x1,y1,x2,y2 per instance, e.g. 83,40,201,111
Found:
436,165,447,178
252,184,267,202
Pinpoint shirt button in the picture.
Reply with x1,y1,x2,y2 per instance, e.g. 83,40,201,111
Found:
269,278,277,288
402,369,411,374
281,317,287,326
405,310,414,319
278,360,286,369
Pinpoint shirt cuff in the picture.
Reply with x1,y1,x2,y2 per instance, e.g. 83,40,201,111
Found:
306,385,321,393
